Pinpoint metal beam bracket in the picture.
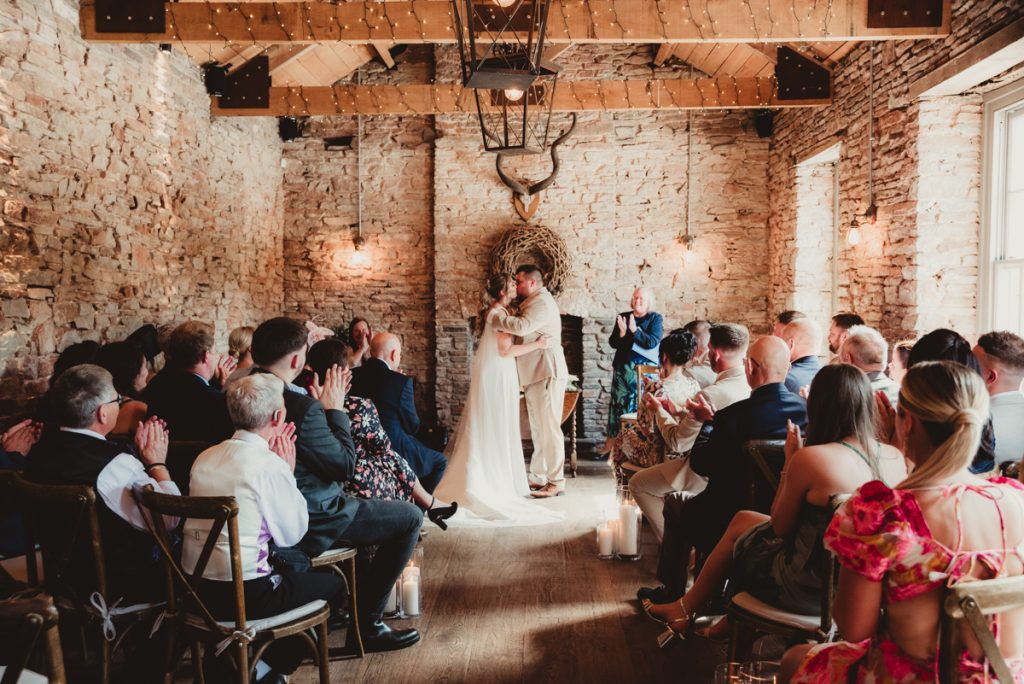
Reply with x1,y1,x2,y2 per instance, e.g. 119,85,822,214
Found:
775,47,831,101
94,0,165,34
867,0,944,29
216,56,271,110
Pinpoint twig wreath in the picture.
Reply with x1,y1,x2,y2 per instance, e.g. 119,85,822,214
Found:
489,225,573,296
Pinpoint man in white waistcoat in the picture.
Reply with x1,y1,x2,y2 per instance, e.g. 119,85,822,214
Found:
492,265,570,498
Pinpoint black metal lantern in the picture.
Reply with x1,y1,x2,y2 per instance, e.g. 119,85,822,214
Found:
475,71,559,155
452,0,557,91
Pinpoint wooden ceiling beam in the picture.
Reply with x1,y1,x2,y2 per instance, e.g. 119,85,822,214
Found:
210,76,829,116
81,0,951,45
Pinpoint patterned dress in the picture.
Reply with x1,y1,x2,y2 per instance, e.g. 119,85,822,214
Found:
342,395,416,501
614,373,700,468
793,478,1024,684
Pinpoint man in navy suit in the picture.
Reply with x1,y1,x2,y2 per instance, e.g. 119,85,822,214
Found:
780,317,823,398
349,333,447,492
639,335,808,604
142,321,235,443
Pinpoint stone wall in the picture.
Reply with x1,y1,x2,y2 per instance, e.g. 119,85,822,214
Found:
767,0,1023,342
0,0,284,411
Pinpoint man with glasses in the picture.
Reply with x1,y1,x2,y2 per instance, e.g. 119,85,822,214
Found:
27,364,179,604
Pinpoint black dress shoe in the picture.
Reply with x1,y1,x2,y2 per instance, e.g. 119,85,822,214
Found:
349,620,420,653
637,585,682,604
328,608,351,630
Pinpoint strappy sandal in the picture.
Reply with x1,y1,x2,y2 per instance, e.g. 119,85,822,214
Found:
655,599,693,650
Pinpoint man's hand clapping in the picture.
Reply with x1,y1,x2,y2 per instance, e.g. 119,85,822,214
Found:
135,416,169,468
214,354,238,386
1,419,42,457
685,394,717,423
270,422,297,472
310,364,352,412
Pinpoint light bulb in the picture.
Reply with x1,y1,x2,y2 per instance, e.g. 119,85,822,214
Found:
503,88,525,102
847,227,861,246
493,0,517,7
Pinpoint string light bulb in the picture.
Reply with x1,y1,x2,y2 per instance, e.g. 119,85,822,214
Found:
847,223,862,246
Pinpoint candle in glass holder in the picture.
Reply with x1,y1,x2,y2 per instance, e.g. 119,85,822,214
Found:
401,566,421,616
617,502,639,556
597,522,615,557
384,581,399,614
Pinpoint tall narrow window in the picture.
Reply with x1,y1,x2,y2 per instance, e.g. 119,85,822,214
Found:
793,145,840,322
982,80,1024,336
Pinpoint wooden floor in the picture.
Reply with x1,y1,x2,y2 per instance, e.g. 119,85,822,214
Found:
292,463,726,684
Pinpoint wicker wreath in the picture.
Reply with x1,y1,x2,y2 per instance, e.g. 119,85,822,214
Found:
489,225,573,296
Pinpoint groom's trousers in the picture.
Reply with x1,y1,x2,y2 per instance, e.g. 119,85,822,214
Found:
525,376,567,485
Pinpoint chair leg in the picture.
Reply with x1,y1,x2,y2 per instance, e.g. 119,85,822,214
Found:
99,633,111,684
192,642,206,684
44,623,66,684
345,557,365,658
317,620,331,683
236,642,249,684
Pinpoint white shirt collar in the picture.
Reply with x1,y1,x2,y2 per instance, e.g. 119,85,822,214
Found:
231,430,271,448
59,427,107,441
991,390,1024,402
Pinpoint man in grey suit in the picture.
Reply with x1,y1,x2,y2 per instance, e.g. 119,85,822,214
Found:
492,265,569,498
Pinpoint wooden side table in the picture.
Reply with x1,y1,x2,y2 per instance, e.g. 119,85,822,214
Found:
561,389,581,477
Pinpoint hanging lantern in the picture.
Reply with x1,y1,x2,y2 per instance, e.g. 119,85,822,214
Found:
451,0,557,91
475,75,559,154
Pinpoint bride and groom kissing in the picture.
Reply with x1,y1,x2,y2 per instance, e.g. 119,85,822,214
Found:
433,265,568,524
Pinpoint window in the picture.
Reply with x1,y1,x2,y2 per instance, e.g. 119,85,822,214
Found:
982,79,1024,336
792,144,840,323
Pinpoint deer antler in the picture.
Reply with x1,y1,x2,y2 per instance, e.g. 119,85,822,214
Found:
494,113,578,198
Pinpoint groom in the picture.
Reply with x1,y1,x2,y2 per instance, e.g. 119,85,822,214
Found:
492,265,569,498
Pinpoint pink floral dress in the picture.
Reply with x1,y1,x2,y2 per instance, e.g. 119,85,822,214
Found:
793,478,1024,683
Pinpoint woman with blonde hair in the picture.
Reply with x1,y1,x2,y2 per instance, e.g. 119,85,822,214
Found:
781,361,1024,683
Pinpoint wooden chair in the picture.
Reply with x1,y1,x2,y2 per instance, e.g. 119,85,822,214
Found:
742,439,785,510
0,594,66,683
135,488,331,684
13,474,163,684
726,494,850,661
938,575,1024,684
309,548,363,659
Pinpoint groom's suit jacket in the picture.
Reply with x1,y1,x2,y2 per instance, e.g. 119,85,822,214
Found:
492,287,569,387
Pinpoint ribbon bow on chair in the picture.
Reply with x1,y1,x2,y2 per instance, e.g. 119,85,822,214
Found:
215,626,256,656
89,592,123,642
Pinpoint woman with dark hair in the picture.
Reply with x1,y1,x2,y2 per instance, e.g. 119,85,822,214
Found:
94,341,150,436
34,340,101,424
613,330,701,469
304,338,457,528
347,317,373,368
644,364,907,645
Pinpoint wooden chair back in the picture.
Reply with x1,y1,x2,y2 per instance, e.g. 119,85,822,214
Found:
13,474,106,602
939,575,1024,684
742,439,785,511
0,594,65,684
166,441,214,495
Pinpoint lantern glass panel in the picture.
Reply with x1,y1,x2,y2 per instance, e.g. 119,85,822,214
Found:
474,76,557,155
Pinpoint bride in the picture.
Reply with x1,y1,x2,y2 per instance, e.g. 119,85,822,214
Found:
434,275,564,525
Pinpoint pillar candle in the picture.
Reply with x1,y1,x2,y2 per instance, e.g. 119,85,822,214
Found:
598,523,615,556
384,582,398,613
618,503,639,555
402,576,421,616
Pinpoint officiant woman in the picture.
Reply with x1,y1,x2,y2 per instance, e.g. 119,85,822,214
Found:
599,287,663,456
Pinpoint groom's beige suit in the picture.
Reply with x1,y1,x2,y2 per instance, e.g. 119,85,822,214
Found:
493,287,569,485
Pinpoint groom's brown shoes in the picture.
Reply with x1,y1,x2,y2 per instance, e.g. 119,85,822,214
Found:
528,481,545,491
531,483,564,498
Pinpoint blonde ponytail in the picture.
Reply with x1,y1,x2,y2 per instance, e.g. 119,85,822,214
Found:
896,361,990,489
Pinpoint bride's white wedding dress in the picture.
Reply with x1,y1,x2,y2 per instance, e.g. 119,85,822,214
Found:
434,308,563,526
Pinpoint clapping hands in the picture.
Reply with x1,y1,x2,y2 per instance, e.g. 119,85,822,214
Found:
270,422,297,472
875,391,898,446
214,354,238,386
135,416,169,467
615,314,638,337
685,394,717,423
784,419,803,461
310,364,352,412
1,419,42,457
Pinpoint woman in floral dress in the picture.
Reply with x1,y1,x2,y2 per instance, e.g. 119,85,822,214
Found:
780,361,1024,683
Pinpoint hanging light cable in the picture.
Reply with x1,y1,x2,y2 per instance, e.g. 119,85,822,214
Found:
354,67,365,251
681,66,696,264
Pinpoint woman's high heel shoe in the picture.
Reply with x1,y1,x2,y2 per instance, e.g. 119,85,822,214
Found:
426,496,458,530
655,599,693,650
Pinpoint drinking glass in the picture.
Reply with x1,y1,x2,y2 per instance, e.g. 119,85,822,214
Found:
714,662,743,684
739,660,780,683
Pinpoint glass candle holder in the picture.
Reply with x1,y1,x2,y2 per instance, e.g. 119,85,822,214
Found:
400,544,424,617
739,660,780,683
596,519,617,559
616,488,642,561
383,580,401,619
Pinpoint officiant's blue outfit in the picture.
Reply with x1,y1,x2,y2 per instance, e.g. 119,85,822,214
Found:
606,311,664,437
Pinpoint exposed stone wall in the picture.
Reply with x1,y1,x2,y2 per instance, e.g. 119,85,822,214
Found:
0,0,283,411
767,0,1023,342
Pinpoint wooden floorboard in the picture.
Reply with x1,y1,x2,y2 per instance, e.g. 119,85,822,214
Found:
283,461,725,683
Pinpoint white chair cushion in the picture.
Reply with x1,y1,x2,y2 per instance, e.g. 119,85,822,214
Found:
731,592,821,631
187,599,327,633
0,666,48,684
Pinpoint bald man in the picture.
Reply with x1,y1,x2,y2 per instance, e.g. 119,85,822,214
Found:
350,332,447,491
780,317,823,397
638,336,808,605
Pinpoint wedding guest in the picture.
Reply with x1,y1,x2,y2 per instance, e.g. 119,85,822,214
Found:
629,323,752,541
125,323,162,376
682,320,716,388
94,341,150,437
26,364,177,603
780,362,1024,683
350,333,447,493
223,326,255,388
780,317,823,396
186,373,344,682
887,338,914,386
613,330,701,469
347,318,373,369
34,340,100,424
306,339,457,526
0,419,42,558
773,310,807,338
644,365,906,645
828,312,865,355
839,325,900,404
249,317,422,653
600,287,664,456
637,336,807,605
973,331,1024,465
142,321,235,442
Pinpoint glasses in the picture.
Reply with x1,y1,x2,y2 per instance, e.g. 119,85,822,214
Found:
102,395,128,407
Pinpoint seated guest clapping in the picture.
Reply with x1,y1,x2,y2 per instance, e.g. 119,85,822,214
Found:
629,323,752,541
143,321,235,442
27,364,177,603
249,318,422,653
838,325,900,404
306,339,457,526
614,330,701,469
350,333,447,492
637,336,807,606
186,374,344,681
0,420,42,559
780,362,1024,683
643,365,906,645
95,341,151,437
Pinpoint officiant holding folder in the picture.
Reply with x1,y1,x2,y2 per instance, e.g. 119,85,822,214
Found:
598,287,664,458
